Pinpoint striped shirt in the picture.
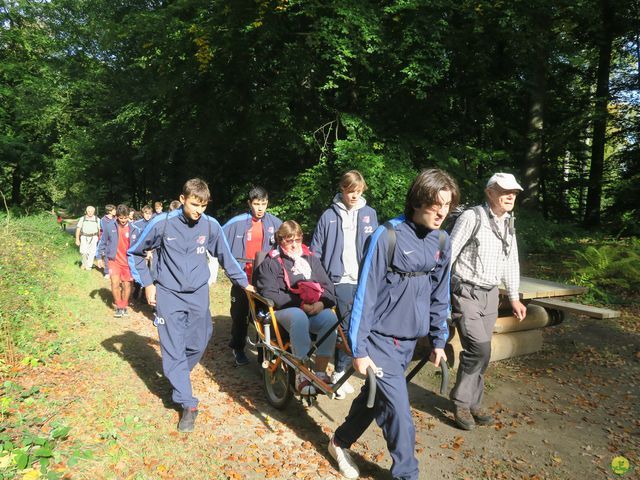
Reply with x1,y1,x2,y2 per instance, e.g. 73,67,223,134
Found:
450,204,520,301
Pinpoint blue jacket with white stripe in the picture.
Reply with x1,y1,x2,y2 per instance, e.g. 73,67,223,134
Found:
96,221,141,261
222,212,282,266
310,203,378,283
127,208,248,292
95,215,116,259
349,215,451,358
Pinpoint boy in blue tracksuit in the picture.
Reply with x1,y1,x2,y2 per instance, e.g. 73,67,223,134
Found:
128,178,254,433
133,205,153,232
310,170,378,397
130,205,153,299
222,186,282,366
97,204,116,278
328,169,459,480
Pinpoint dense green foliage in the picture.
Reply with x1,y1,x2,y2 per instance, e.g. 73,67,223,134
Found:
0,0,638,232
566,238,640,304
0,214,67,364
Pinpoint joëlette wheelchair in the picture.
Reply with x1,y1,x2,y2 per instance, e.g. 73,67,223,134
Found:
240,253,378,409
240,253,448,410
244,288,379,409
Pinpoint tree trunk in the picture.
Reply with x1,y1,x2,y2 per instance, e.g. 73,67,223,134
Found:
521,66,546,209
584,0,613,227
11,163,21,206
521,8,550,212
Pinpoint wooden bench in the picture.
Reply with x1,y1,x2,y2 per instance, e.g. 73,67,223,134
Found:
528,297,620,319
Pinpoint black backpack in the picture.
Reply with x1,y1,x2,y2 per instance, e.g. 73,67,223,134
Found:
443,205,482,260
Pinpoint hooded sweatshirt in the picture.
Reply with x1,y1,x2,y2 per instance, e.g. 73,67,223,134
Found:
310,194,378,284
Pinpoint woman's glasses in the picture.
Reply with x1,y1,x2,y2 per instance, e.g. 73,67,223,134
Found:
282,237,302,245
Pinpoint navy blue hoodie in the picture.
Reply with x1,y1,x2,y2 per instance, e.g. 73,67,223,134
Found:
310,200,378,283
127,208,248,292
349,216,450,358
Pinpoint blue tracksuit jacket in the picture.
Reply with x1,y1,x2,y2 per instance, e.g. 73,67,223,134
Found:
349,215,450,358
310,204,378,283
96,215,115,259
97,221,140,261
133,217,150,233
222,212,282,266
127,208,248,292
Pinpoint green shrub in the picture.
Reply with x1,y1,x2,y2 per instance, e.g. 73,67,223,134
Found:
564,238,640,304
0,213,70,364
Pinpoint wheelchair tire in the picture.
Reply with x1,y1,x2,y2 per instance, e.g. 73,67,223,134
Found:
263,356,294,409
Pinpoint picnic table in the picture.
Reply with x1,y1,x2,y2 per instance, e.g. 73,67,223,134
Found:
445,276,620,366
500,275,587,300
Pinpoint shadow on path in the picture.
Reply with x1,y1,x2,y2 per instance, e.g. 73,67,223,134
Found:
101,330,178,411
201,314,390,479
90,288,112,308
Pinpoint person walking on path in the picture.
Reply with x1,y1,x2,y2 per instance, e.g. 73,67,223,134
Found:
152,201,164,218
97,204,136,317
75,206,100,271
310,170,378,398
97,204,116,278
449,172,527,431
328,169,458,480
222,186,282,366
128,178,254,433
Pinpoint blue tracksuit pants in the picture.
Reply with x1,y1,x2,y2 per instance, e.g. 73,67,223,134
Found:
156,283,213,409
334,283,357,373
334,332,419,480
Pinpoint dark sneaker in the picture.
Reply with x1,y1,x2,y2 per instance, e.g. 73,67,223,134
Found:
113,308,123,318
454,407,476,431
177,407,198,433
471,408,494,426
233,349,249,366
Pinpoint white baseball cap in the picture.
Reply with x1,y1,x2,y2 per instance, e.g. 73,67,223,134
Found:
486,172,523,191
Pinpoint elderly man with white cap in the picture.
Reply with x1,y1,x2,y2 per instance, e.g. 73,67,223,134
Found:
449,172,527,430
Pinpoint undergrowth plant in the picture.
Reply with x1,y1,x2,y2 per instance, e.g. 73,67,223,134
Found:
0,214,70,365
0,213,87,478
565,238,640,304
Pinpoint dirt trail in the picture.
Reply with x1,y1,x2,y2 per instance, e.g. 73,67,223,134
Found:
17,271,640,479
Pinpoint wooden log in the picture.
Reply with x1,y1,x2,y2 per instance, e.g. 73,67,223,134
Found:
446,329,543,368
493,304,554,333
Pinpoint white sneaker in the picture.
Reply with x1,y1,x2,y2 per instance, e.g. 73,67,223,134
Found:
328,436,359,479
332,370,355,394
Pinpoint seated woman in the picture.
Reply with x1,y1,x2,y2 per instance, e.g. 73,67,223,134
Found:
254,220,338,395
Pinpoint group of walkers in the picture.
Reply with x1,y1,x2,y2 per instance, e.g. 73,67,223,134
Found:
75,201,179,316
74,168,527,480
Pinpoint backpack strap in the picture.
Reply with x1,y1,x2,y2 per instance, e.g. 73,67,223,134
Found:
457,206,482,254
383,222,396,273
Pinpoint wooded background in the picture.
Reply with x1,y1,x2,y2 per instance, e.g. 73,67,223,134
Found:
1,0,638,233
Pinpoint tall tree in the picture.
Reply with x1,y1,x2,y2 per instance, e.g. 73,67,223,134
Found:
584,0,614,227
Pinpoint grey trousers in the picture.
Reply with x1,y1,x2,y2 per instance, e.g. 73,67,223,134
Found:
449,282,499,410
